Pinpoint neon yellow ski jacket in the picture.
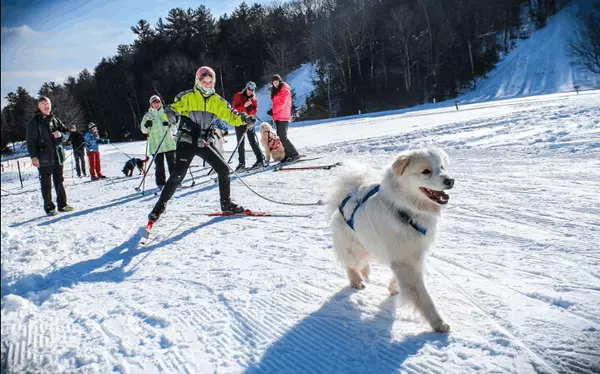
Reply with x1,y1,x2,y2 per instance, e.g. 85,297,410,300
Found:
167,88,245,146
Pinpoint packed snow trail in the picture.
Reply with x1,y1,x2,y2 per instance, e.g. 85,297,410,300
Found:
1,91,599,373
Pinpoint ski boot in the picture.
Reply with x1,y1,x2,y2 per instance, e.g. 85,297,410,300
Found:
147,203,166,225
220,198,244,214
250,160,264,169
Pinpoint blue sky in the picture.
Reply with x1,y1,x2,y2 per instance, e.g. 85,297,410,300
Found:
1,0,262,108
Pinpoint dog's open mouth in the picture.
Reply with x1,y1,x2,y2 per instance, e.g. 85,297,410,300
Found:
420,187,449,205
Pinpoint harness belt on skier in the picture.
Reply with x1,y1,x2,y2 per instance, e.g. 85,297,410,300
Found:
338,184,427,235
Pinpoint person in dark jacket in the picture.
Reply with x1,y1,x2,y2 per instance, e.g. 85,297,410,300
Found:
68,125,87,178
122,157,146,177
26,96,74,215
232,81,264,170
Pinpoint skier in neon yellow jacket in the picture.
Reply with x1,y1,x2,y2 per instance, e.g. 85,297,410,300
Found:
148,66,256,223
140,95,176,188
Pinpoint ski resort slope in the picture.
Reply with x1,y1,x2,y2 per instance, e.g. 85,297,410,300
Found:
2,89,600,374
460,1,600,103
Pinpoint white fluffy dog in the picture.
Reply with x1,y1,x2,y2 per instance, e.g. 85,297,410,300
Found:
327,148,454,333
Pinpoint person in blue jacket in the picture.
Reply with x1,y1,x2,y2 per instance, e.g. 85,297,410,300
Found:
84,122,108,180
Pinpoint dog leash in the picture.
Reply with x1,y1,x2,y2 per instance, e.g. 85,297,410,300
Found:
205,142,324,207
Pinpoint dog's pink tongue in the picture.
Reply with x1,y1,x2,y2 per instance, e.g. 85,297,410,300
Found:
433,190,449,204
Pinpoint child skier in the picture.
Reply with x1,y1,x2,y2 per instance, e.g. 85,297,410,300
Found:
147,66,255,225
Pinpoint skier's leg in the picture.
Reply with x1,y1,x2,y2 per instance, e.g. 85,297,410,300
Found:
149,143,194,221
155,152,166,187
52,164,68,209
235,125,247,168
38,166,55,213
247,128,264,166
165,150,175,175
74,152,82,177
87,151,97,178
275,121,299,159
198,146,244,213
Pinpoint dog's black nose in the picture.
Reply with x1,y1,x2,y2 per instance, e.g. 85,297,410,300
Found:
443,178,454,188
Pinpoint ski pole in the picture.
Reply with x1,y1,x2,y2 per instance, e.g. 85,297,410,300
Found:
143,135,149,193
108,141,134,160
188,166,196,187
206,130,247,176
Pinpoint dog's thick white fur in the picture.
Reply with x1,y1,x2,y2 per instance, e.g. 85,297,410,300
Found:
327,148,454,333
212,130,226,155
259,122,285,162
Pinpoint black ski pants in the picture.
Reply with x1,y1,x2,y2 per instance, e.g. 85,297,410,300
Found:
74,151,86,177
154,150,175,187
274,121,299,159
38,164,67,213
235,125,263,165
154,142,231,209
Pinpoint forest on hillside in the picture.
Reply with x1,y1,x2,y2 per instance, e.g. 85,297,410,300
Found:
1,0,567,151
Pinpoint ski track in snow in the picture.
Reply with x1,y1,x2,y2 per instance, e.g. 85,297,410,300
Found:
2,91,600,373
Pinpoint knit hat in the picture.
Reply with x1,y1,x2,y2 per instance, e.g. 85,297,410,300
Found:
149,95,161,104
246,81,257,91
271,74,282,82
195,66,216,96
36,96,51,105
88,122,97,130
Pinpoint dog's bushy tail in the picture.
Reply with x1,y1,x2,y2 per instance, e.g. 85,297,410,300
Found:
325,160,378,216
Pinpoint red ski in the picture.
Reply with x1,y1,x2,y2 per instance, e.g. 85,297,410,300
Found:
205,209,313,217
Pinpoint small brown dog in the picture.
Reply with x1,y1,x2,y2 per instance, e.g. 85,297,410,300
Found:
259,122,285,162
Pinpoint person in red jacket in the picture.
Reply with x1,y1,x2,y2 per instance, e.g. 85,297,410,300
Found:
233,81,264,170
269,74,300,162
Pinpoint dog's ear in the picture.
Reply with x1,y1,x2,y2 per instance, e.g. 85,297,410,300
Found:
392,154,411,176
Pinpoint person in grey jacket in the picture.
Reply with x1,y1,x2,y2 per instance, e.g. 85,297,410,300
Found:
26,96,74,215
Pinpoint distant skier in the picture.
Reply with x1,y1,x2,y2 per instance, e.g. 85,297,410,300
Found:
68,125,87,178
84,122,107,180
269,74,300,162
233,81,264,170
140,95,176,190
147,66,256,224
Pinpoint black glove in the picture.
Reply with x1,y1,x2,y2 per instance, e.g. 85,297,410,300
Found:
267,109,273,116
162,121,170,127
144,120,153,128
240,113,256,125
223,130,229,136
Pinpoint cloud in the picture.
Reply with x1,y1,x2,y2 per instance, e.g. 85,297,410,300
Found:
1,19,133,108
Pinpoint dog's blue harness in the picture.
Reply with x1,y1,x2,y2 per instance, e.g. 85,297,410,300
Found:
338,184,427,235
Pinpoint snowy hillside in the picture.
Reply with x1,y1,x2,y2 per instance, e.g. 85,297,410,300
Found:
2,89,599,373
248,2,599,129
460,1,599,102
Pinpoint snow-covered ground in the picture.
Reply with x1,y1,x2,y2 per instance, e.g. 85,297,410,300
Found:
2,90,599,373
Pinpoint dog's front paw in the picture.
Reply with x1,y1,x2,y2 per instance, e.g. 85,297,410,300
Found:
350,280,365,290
388,279,399,295
433,321,450,333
